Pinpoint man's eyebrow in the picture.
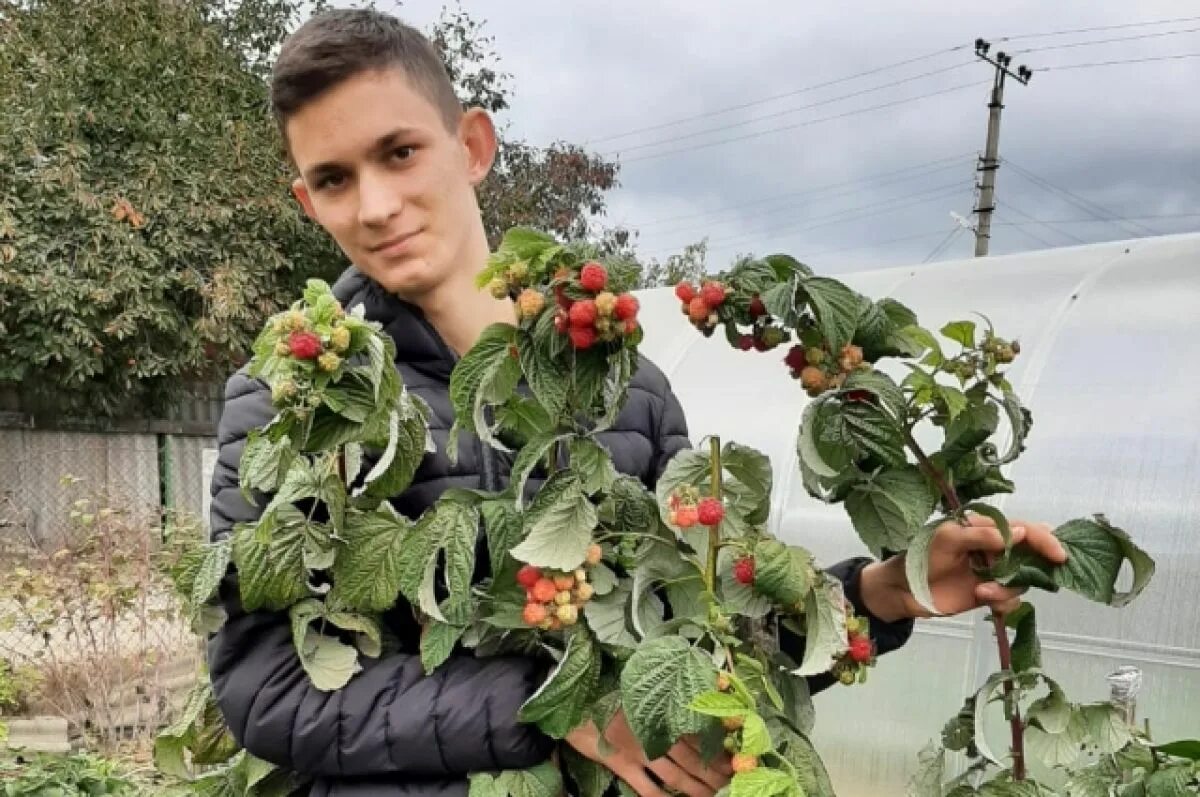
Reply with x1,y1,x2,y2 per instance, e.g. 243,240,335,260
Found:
303,128,422,183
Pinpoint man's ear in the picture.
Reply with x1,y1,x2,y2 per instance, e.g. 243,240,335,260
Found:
291,177,317,220
458,108,497,186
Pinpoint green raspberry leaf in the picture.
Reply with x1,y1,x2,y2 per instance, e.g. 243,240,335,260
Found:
420,620,466,674
511,472,597,571
621,636,717,759
240,430,297,497
791,572,849,677
327,506,412,613
751,540,813,609
1005,602,1041,674
231,506,313,611
730,768,792,797
940,320,977,349
519,628,602,738
845,466,938,557
800,275,863,351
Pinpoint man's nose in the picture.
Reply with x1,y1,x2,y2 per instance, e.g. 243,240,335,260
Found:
358,171,402,227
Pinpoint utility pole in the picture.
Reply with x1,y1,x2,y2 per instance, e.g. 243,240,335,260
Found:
973,39,1031,257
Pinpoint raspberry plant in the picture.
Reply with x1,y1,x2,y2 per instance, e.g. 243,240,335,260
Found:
673,259,1199,794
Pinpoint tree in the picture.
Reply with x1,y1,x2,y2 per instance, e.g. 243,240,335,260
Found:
0,0,627,418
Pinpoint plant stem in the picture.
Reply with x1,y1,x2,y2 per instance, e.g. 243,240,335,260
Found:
903,429,1026,781
706,437,723,595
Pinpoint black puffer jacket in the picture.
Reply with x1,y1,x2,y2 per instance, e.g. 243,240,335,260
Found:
206,267,914,797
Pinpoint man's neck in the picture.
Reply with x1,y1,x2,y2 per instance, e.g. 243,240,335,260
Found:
417,268,516,357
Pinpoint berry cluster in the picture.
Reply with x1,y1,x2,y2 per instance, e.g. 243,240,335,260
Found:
674,280,727,334
784,342,871,398
665,487,725,529
832,613,875,685
487,260,533,300
550,262,641,350
268,307,354,404
518,544,604,630
715,674,761,773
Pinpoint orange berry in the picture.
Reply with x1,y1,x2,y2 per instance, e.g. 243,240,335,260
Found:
731,754,758,773
585,543,603,566
553,574,576,591
531,578,557,603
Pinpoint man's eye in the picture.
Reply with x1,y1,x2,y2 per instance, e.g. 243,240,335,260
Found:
316,174,345,190
392,146,415,161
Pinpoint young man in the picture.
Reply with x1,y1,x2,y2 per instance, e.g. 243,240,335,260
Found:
207,9,1067,797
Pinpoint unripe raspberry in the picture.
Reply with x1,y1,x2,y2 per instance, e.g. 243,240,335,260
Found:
516,565,542,589
285,310,307,332
674,282,696,303
595,317,613,336
594,291,617,316
523,602,548,626
574,582,595,602
329,325,351,352
271,379,298,404
488,276,509,299
506,261,529,282
838,669,857,686
585,544,603,566
716,673,732,692
614,293,639,321
555,590,573,606
721,716,744,731
760,326,786,350
274,340,291,357
569,326,597,350
731,754,758,774
697,497,724,526
517,289,546,320
317,352,341,372
723,736,738,753
805,347,825,365
700,281,726,307
531,578,557,603
553,573,576,591
556,603,579,625
573,568,588,583
846,616,867,636
580,262,608,292
687,297,710,324
800,366,827,393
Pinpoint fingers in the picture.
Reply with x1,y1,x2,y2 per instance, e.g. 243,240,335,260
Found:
647,757,716,797
615,767,670,797
1009,520,1068,563
668,739,731,790
955,522,1025,554
975,582,1024,615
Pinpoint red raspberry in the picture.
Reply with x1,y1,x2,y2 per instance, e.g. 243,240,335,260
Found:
784,345,808,374
737,335,754,351
287,331,322,360
733,557,755,585
687,297,710,324
523,602,548,626
848,635,873,663
531,578,557,603
516,565,542,589
700,281,726,307
675,505,699,528
614,293,639,321
749,294,767,318
554,284,573,310
622,319,639,336
753,337,769,352
845,389,873,404
569,326,597,350
568,299,598,328
674,282,696,303
580,262,608,292
697,497,724,526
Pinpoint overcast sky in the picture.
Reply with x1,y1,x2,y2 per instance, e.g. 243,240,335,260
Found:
380,0,1199,274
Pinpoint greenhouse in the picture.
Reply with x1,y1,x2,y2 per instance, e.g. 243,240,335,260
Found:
636,232,1200,794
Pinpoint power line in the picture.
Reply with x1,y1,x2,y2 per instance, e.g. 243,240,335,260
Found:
995,199,1087,244
803,228,959,260
601,61,974,158
635,153,974,228
1011,25,1200,55
1038,51,1200,71
621,80,988,165
997,215,1060,249
1003,160,1160,237
996,15,1200,42
995,212,1200,225
585,45,970,145
922,226,967,262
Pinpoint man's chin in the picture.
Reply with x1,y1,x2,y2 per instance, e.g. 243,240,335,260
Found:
363,257,435,296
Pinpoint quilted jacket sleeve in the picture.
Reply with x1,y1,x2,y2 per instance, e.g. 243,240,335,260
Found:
206,369,552,778
642,361,914,694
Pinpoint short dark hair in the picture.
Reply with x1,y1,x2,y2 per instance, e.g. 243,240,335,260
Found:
270,8,462,139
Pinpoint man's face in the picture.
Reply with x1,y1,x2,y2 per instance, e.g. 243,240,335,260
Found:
287,68,495,297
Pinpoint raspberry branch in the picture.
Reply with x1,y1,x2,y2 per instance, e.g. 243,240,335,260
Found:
705,437,724,595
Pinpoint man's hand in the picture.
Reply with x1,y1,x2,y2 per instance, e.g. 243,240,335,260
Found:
565,710,732,797
859,513,1069,622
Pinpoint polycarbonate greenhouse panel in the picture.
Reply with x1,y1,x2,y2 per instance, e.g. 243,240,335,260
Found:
635,233,1200,795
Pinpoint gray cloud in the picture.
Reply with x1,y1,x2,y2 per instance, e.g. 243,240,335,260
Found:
389,0,1200,272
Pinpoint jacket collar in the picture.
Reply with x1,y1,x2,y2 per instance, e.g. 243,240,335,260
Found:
331,266,458,383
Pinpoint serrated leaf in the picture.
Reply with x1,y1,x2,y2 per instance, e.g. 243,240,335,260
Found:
907,742,946,797
420,621,466,674
792,573,849,677
494,761,564,797
190,538,232,609
231,509,310,612
1156,740,1200,761
1027,706,1087,768
720,442,773,522
240,431,297,496
321,371,376,423
299,631,360,691
983,390,1032,467
621,636,717,759
730,768,792,797
1005,602,1040,674
973,671,1018,765
482,498,524,574
361,392,430,500
752,540,813,608
154,682,210,778
326,611,383,658
1080,703,1134,754
327,507,412,612
590,561,617,596
511,432,563,507
802,276,863,350
562,747,615,797
938,385,969,420
521,325,571,421
450,322,518,440
941,320,977,348
740,713,772,756
941,697,975,752
845,466,938,556
719,547,773,618
905,519,946,615
511,472,597,571
519,628,601,737
942,401,1000,465
1027,683,1072,735
584,582,638,648
689,691,752,718
842,368,908,420
570,436,617,495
